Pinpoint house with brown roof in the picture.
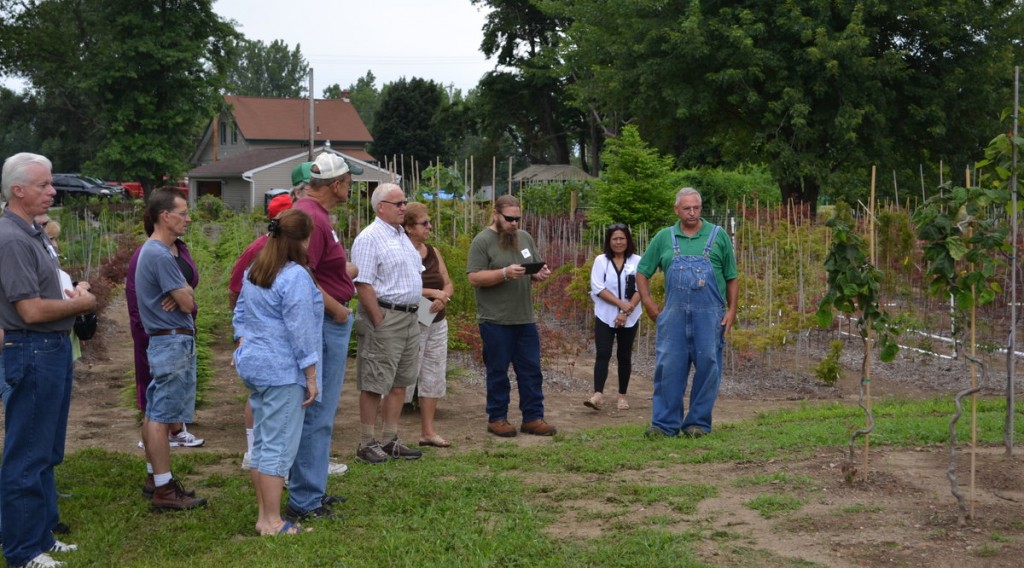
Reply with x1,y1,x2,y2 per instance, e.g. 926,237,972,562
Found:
187,94,397,212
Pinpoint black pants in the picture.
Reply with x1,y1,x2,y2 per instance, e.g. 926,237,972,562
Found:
593,317,638,394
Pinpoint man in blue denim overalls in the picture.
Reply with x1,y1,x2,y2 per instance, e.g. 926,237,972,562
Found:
637,187,738,438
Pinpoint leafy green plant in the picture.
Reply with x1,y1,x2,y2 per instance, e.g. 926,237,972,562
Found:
817,201,901,483
817,206,900,363
813,340,844,386
914,174,1010,526
590,125,680,229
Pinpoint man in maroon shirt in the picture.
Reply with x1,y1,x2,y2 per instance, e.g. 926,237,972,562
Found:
286,153,361,522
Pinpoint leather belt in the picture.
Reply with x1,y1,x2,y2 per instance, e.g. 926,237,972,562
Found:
4,329,70,336
151,328,194,336
377,300,418,313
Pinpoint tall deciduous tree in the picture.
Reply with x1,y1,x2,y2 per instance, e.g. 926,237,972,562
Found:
0,0,236,187
0,86,41,162
224,38,308,98
324,70,379,133
371,77,448,174
549,0,1024,209
472,0,586,168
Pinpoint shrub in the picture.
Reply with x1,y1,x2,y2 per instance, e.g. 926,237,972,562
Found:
813,340,844,386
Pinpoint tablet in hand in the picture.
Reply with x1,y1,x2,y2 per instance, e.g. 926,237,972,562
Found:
521,261,546,275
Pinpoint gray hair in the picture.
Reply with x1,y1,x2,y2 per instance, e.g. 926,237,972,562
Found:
675,187,702,206
371,183,403,210
2,152,52,201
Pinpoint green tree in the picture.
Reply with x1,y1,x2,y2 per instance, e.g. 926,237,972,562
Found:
0,86,41,161
591,125,679,229
371,77,448,174
224,38,308,98
471,0,589,168
0,0,236,186
324,70,379,133
549,0,1024,210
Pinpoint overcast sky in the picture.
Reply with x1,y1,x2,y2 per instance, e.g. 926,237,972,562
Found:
216,0,497,95
2,0,498,95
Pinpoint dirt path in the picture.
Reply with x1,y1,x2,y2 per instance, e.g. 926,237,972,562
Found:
12,292,1024,567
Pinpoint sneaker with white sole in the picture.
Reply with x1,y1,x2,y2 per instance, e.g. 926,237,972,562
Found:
168,426,204,447
25,552,64,567
327,461,349,476
49,540,78,553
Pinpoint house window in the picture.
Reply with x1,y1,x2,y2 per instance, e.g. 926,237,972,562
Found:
232,125,238,144
219,121,227,145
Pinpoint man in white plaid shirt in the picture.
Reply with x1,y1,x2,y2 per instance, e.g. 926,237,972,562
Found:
350,183,424,464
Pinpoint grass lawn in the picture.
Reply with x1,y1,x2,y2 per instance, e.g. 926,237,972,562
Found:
44,397,1020,567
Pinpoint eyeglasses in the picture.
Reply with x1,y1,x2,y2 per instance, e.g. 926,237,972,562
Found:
678,206,702,213
501,214,521,223
167,209,190,219
413,220,432,227
382,200,408,208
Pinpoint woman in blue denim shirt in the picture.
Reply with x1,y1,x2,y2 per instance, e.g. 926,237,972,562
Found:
233,209,324,536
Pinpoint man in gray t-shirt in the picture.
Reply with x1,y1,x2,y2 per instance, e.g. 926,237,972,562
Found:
134,187,206,511
467,195,557,439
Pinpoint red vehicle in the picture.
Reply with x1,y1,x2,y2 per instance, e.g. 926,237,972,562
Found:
119,182,144,199
115,182,189,199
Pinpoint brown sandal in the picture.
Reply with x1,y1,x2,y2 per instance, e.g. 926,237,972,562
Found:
418,435,451,448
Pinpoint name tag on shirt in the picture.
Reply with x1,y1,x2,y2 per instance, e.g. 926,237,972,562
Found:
521,249,532,259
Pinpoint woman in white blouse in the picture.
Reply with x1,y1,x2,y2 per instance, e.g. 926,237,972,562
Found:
586,224,643,411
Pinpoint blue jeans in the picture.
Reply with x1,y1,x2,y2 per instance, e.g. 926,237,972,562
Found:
245,381,306,478
288,316,352,513
145,334,197,424
1,331,73,567
479,322,545,423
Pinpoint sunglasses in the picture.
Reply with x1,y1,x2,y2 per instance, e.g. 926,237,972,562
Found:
608,223,627,230
501,214,522,223
382,200,408,208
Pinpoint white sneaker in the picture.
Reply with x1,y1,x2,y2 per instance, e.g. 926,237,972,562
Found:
168,425,205,447
137,440,144,450
327,461,349,476
241,451,252,470
49,540,78,553
25,552,64,567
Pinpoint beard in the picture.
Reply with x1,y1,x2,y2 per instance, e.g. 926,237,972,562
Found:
498,224,519,251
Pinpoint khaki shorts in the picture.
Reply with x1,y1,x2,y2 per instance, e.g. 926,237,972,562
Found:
355,306,420,395
404,318,448,403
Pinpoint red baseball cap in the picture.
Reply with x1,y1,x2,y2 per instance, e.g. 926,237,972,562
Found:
267,194,293,219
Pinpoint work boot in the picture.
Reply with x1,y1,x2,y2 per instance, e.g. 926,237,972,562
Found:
520,419,557,436
151,479,207,511
487,419,517,437
142,474,195,499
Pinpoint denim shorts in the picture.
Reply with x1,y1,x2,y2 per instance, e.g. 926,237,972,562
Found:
145,334,197,424
244,380,306,478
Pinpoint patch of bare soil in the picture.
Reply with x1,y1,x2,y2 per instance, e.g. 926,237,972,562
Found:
11,294,1024,567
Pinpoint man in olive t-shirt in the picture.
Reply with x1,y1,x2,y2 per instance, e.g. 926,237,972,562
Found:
467,195,557,438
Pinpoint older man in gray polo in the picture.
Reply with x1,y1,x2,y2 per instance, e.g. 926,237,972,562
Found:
0,152,95,568
350,183,424,464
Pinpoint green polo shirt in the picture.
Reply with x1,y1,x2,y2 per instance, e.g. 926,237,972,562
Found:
637,220,738,299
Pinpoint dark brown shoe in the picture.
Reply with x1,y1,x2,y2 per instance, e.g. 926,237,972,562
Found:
520,419,557,436
143,474,195,499
151,479,207,511
487,419,518,437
